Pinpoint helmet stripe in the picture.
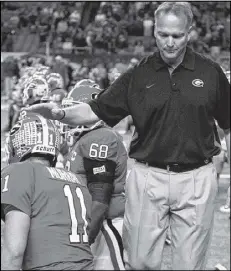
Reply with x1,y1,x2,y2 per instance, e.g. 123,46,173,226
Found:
37,115,49,145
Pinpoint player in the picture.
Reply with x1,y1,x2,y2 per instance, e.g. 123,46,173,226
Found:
45,73,69,167
1,113,93,270
62,83,128,270
22,76,50,106
15,76,50,123
46,73,67,104
21,75,67,169
22,75,66,168
15,76,50,126
54,78,99,166
5,86,24,131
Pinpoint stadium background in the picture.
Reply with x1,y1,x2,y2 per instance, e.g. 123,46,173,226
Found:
1,1,230,270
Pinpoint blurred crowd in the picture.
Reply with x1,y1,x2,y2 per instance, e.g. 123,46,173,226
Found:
1,51,143,111
1,53,139,100
1,1,230,58
1,1,230,130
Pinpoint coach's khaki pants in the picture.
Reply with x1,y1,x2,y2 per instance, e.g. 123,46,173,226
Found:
123,161,218,270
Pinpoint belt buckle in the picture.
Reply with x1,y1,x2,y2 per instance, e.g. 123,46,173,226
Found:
168,163,180,172
172,163,180,172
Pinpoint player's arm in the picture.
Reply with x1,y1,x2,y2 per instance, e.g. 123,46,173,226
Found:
83,158,116,245
1,164,33,269
1,208,30,270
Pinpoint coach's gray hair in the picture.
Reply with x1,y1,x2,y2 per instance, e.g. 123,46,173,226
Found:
154,2,193,29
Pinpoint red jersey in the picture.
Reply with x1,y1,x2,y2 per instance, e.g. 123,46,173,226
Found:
1,161,93,270
64,125,128,219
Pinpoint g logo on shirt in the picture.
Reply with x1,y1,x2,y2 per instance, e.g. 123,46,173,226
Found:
192,79,204,87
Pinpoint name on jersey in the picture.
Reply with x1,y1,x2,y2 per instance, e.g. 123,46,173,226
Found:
32,145,55,155
93,165,106,175
47,167,82,185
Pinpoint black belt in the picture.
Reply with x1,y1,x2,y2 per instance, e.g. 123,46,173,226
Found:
136,158,212,173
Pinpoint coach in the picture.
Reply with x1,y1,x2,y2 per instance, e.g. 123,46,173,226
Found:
27,2,230,270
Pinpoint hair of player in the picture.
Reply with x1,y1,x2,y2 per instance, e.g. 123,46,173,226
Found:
154,2,193,29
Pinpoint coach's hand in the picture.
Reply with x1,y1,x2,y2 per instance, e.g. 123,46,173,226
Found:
26,103,65,120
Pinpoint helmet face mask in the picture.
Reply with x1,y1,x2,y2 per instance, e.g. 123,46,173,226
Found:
46,73,64,91
5,113,61,166
22,77,49,106
59,122,77,147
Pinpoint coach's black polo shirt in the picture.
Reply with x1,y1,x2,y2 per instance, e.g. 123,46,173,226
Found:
89,47,230,164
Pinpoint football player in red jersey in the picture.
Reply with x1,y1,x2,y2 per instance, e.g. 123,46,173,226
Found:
61,83,127,270
20,74,68,169
22,76,50,106
1,113,93,270
46,73,67,105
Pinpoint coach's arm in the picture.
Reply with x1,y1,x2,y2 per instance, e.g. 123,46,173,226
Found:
26,102,100,127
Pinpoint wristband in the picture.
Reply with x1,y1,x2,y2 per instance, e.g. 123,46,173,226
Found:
59,109,66,121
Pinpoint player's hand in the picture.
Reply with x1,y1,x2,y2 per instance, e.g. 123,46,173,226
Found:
25,103,65,120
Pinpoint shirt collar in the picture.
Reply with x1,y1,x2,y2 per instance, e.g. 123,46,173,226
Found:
154,46,195,71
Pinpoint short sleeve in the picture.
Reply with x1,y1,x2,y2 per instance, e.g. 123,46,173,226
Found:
214,65,230,129
1,163,34,219
78,130,118,163
79,133,118,185
89,68,134,127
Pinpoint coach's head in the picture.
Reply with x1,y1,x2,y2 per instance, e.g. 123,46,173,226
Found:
154,2,193,65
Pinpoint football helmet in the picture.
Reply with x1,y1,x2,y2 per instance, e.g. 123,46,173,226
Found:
49,88,67,104
46,73,64,91
22,77,49,106
75,78,100,89
37,65,50,75
60,83,101,147
108,68,121,83
18,74,31,91
32,71,47,79
22,66,36,77
5,112,61,165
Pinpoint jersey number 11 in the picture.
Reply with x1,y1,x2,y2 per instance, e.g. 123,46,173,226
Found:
64,185,88,244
